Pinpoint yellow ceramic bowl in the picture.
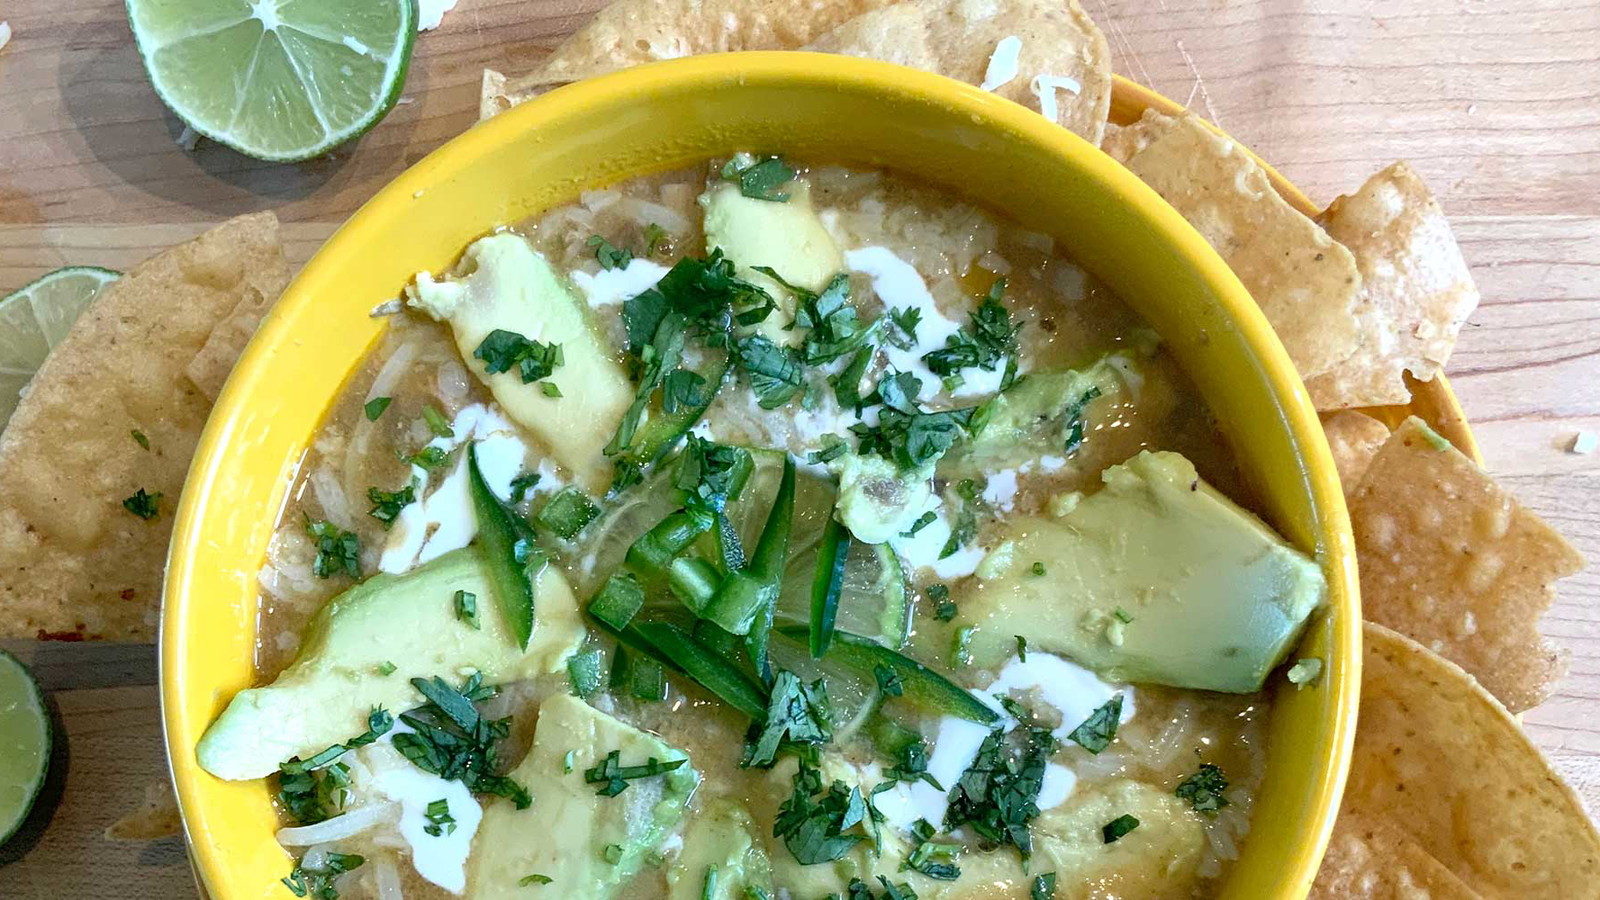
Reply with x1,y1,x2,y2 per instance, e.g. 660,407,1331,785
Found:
163,52,1359,900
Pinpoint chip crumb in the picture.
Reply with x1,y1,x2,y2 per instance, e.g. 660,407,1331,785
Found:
1570,430,1598,455
105,780,182,841
1286,657,1323,687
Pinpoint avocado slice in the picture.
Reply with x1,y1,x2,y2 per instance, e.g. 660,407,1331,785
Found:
466,694,699,899
831,452,935,545
702,181,842,347
196,547,584,781
941,358,1126,477
665,799,774,900
408,234,633,493
955,451,1325,692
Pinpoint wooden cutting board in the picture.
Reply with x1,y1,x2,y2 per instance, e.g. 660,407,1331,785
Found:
1,0,1597,895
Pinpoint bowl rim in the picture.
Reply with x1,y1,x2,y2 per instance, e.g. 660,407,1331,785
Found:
162,51,1359,900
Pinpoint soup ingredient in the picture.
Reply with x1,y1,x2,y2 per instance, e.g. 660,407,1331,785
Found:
1347,417,1584,713
127,0,416,162
949,359,1122,474
771,759,876,865
467,694,698,898
122,488,163,521
408,234,632,493
1174,764,1230,814
742,670,833,768
0,650,50,844
362,744,485,893
1310,162,1481,410
0,214,289,642
282,850,366,899
0,266,119,429
1026,780,1205,894
944,722,1055,860
920,278,1021,391
772,626,998,725
1101,814,1139,843
954,451,1325,692
807,517,849,656
779,531,910,648
1105,110,1364,383
306,518,360,579
703,178,841,346
665,800,774,900
831,452,934,544
197,547,583,780
1310,623,1600,896
803,0,1113,145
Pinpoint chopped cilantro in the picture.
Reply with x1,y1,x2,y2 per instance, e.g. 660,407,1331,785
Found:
676,437,752,518
900,511,936,537
276,709,392,825
519,873,554,886
735,334,804,409
850,372,976,472
131,429,150,450
541,382,562,398
1067,695,1123,754
723,155,796,202
474,329,564,384
921,279,1021,388
403,444,450,471
927,583,956,621
422,405,454,438
772,760,873,865
662,368,708,413
885,738,943,792
508,470,542,504
364,396,392,421
807,435,850,465
424,798,457,837
644,223,669,256
122,488,162,520
742,670,833,768
1015,635,1028,661
367,482,416,527
454,590,480,629
390,673,530,808
1102,814,1140,843
944,725,1056,860
1176,763,1230,813
830,344,875,410
787,273,874,365
938,479,980,560
378,661,397,676
874,664,905,697
281,850,364,898
1031,873,1057,900
603,843,624,865
587,234,633,270
1061,385,1102,456
886,306,922,351
1113,606,1134,624
903,819,961,880
1030,561,1046,576
584,750,689,797
305,518,360,579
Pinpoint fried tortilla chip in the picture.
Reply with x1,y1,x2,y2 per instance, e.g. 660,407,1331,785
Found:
1348,417,1585,711
1321,410,1391,493
803,0,1112,145
105,779,182,841
1105,111,1364,382
0,213,289,641
1307,162,1481,409
482,0,899,116
1317,623,1600,894
1311,812,1482,900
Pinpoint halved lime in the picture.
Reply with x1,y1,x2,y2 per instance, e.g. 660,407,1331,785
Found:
779,539,910,647
127,0,418,162
0,650,51,844
0,266,120,430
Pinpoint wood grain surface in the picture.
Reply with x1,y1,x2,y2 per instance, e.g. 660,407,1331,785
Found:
1,0,1596,894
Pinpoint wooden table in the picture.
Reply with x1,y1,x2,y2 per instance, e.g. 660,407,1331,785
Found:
1,0,1596,894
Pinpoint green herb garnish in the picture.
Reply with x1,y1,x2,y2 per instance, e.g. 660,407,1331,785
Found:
1067,695,1123,754
735,334,804,409
305,518,360,579
927,583,956,621
364,396,392,421
772,760,872,865
1030,561,1046,576
508,470,541,504
422,405,454,438
519,873,554,886
390,673,530,808
423,798,457,836
587,234,633,270
281,851,364,898
723,155,796,202
584,749,689,797
1015,634,1028,661
122,488,162,520
1176,763,1230,813
741,670,833,768
644,223,669,256
453,589,480,629
367,482,416,527
378,661,397,676
1101,814,1140,843
886,306,922,350
540,381,563,398
952,625,974,666
903,818,961,880
474,329,564,384
850,371,976,472
131,429,150,450
938,478,980,560
901,511,936,537
921,278,1021,389
944,725,1055,861
1031,873,1057,900
874,663,905,697
404,445,451,471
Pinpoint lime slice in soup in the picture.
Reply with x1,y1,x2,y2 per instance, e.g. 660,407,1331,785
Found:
0,650,51,844
0,266,119,430
127,0,417,162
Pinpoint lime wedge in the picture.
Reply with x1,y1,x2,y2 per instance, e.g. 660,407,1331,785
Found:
0,650,51,844
0,266,120,430
127,0,418,162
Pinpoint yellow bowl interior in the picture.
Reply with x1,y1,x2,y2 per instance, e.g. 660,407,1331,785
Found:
163,52,1359,900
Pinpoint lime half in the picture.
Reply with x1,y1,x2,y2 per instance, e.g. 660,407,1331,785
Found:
0,266,120,430
128,0,419,162
0,650,51,844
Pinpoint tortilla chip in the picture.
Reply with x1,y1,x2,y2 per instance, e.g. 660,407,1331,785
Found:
1307,162,1481,409
1321,410,1391,493
1320,623,1600,894
185,255,283,400
1105,110,1364,382
0,213,289,641
1311,813,1482,900
484,0,899,117
803,0,1112,145
1348,417,1584,711
105,780,182,841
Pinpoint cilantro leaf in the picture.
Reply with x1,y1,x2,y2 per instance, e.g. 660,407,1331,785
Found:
305,518,360,579
735,335,804,409
364,396,392,421
943,725,1056,860
367,482,417,527
1031,873,1058,900
473,329,565,384
724,156,796,202
1102,814,1140,843
921,279,1021,388
741,670,832,768
391,673,530,809
1067,695,1123,754
122,488,162,520
587,234,633,270
1175,763,1231,813
583,749,689,797
773,761,871,865
939,479,980,559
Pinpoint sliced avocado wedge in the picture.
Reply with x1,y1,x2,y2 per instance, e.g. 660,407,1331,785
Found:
196,547,584,781
466,694,698,899
666,799,774,900
702,181,841,347
409,234,632,493
941,357,1127,477
954,451,1325,692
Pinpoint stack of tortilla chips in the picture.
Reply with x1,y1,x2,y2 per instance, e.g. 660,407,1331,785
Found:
476,0,1597,891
